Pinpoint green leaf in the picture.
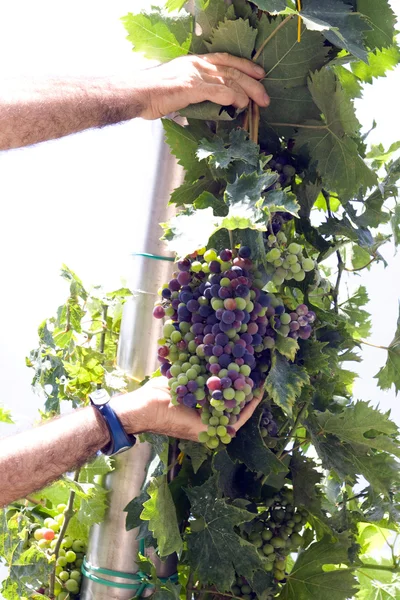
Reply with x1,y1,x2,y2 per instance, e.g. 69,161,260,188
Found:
275,334,299,361
178,440,209,474
296,68,377,199
291,452,323,517
352,46,400,84
197,129,259,170
316,401,400,458
60,264,88,300
265,352,309,416
256,17,330,136
165,0,187,11
122,12,192,61
205,18,257,59
278,535,357,600
195,0,228,42
340,285,372,339
141,476,182,557
0,405,14,424
162,207,220,256
357,0,396,51
225,171,278,205
163,119,210,183
375,304,400,395
185,475,263,591
170,178,220,207
301,0,370,62
194,191,228,216
124,490,150,532
78,455,114,483
227,405,288,477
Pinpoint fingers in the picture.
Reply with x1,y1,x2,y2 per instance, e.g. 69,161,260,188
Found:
233,389,264,432
197,58,270,108
201,52,265,80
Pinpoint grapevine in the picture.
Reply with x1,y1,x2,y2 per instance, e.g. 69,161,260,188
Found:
1,1,400,600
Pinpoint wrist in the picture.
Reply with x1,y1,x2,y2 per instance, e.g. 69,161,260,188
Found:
109,391,149,436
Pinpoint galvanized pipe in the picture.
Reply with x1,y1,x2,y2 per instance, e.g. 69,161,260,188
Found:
81,118,183,600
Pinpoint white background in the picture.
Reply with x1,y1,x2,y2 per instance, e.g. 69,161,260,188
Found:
0,0,399,592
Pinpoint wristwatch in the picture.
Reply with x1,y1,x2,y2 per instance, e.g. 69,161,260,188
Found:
89,389,136,456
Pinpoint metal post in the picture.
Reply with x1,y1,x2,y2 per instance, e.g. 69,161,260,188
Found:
81,119,183,600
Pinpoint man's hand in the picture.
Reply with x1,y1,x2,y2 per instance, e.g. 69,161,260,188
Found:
138,53,269,120
113,376,264,442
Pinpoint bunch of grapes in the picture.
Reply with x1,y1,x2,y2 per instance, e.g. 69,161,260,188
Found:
153,246,275,448
231,575,273,600
30,503,86,599
243,488,307,591
265,231,315,286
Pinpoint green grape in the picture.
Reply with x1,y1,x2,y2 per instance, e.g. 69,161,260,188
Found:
198,431,210,443
59,571,70,582
302,257,314,271
220,434,232,444
70,570,81,581
219,415,229,426
280,313,291,325
273,258,283,267
209,416,219,426
272,274,285,286
58,593,69,600
262,544,274,555
265,561,274,572
207,426,217,437
232,585,241,595
241,585,252,594
217,425,227,437
65,550,76,562
206,437,219,450
287,254,298,265
271,537,286,549
274,569,286,581
262,529,273,541
65,578,80,593
288,243,302,254
275,559,286,571
290,532,304,547
292,270,305,282
56,556,68,567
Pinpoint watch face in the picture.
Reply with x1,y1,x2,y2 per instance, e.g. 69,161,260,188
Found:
89,389,110,406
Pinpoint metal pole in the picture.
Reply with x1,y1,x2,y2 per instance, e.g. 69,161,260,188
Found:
81,119,183,600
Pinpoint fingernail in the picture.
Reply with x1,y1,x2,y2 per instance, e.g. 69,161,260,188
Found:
263,93,270,106
254,64,265,76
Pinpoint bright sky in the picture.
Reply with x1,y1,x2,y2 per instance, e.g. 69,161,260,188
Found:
0,0,399,593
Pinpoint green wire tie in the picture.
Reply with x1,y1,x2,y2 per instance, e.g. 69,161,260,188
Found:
82,556,178,596
131,252,175,262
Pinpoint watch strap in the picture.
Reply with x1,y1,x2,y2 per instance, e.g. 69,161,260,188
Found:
90,393,136,456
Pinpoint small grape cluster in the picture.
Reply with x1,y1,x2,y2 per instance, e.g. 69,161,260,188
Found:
260,406,279,449
243,488,307,589
231,575,263,600
30,503,85,599
265,231,315,287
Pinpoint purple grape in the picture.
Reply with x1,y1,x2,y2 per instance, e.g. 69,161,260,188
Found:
239,246,251,258
212,390,223,400
298,316,308,327
210,274,222,285
227,370,239,381
222,310,235,324
252,334,262,346
187,299,199,313
213,345,223,357
204,345,213,357
204,288,212,299
187,380,198,392
192,314,203,323
220,321,233,332
203,333,215,345
177,385,188,396
290,321,300,331
289,331,299,339
227,425,237,436
180,291,193,303
178,271,191,286
194,335,204,345
241,333,252,345
203,324,213,334
223,344,232,354
199,305,213,318
172,299,180,310
236,284,250,298
209,260,221,273
161,288,171,299
218,287,231,299
244,354,256,368
225,400,237,410
234,309,245,322
192,323,204,335
210,363,221,375
211,284,220,298
207,314,218,325
242,311,250,324
153,306,165,319
169,279,180,292
275,305,285,315
298,325,312,339
234,378,246,390
178,306,191,319
215,333,229,346
220,249,233,261
296,304,309,316
160,363,170,376
233,344,245,358
219,354,232,368
220,377,232,389
183,393,197,408
307,311,316,323
177,258,191,271
212,323,221,336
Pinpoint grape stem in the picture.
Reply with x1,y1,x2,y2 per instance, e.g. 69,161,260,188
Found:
49,469,80,599
228,230,234,252
276,403,309,459
253,15,293,61
359,339,389,351
344,256,376,272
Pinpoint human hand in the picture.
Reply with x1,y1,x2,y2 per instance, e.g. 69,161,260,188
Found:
137,53,269,120
113,376,264,442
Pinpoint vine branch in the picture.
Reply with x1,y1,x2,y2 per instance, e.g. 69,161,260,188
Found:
49,469,80,598
253,15,293,61
276,402,309,459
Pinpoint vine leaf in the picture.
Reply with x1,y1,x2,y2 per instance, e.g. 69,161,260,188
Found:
205,18,257,59
141,476,183,557
195,0,228,42
357,0,397,51
169,178,219,207
278,535,357,600
227,405,288,477
391,203,400,247
375,304,400,395
185,475,263,591
256,17,330,135
178,440,209,474
122,12,192,61
162,119,210,183
300,0,370,62
352,46,400,84
197,129,259,170
265,352,309,416
225,172,278,204
194,192,228,216
316,401,400,458
291,452,323,516
275,335,299,361
297,68,377,199
251,0,288,13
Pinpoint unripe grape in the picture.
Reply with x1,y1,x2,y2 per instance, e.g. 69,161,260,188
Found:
206,437,219,449
302,257,314,271
263,544,274,555
59,571,70,582
58,593,69,600
65,550,76,562
288,243,302,254
293,270,305,281
65,579,80,593
34,528,45,541
70,570,81,581
57,556,68,567
72,539,86,553
198,431,209,443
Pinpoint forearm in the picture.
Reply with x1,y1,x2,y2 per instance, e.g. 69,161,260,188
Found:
0,405,111,506
0,75,149,150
